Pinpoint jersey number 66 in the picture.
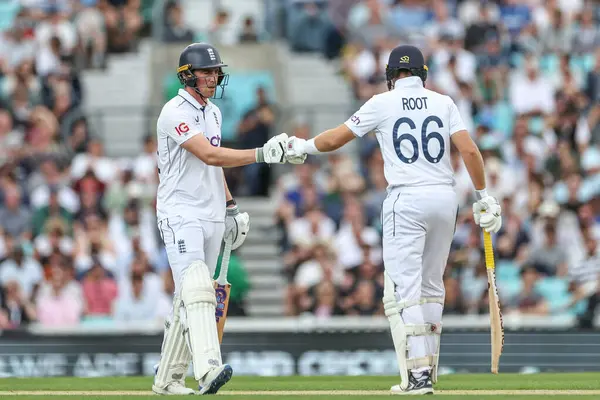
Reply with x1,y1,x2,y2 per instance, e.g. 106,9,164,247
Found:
392,116,445,164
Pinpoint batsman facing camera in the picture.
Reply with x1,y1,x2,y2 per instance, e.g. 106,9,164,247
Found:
153,42,290,396
283,44,502,395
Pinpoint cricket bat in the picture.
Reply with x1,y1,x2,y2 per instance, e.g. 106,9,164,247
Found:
483,230,505,374
214,239,232,344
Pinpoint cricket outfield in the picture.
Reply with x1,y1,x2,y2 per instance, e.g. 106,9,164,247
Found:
0,373,599,399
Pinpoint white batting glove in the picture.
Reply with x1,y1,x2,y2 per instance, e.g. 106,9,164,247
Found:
256,133,288,164
224,205,250,250
285,136,308,165
473,196,502,233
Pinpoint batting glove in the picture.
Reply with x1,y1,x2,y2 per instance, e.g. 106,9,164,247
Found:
473,196,502,234
285,136,308,164
256,133,288,164
224,205,250,250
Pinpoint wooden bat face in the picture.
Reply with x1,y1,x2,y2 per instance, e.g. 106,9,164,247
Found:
483,230,504,374
215,282,231,343
487,268,505,374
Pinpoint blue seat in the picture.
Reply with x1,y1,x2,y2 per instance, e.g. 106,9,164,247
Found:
497,277,522,301
569,299,588,316
493,101,514,137
0,0,19,32
496,260,519,281
580,53,595,72
537,277,570,313
540,54,559,74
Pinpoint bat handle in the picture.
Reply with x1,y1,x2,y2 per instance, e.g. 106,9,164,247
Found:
219,239,232,282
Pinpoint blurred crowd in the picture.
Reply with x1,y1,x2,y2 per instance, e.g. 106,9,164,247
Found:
0,0,200,330
278,0,600,325
2,0,599,329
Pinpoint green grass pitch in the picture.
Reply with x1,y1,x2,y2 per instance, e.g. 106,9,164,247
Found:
0,373,600,399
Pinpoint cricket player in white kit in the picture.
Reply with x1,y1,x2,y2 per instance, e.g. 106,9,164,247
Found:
284,45,502,395
152,43,289,395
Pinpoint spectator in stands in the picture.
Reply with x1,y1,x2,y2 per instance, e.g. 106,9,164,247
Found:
75,0,108,69
100,0,143,53
237,87,276,196
0,184,31,240
347,279,380,316
162,1,195,43
34,5,77,62
0,280,37,328
238,16,259,43
290,1,330,53
28,158,79,214
571,229,600,327
0,243,43,300
208,8,230,45
73,213,117,275
334,196,381,270
494,196,530,264
509,56,555,117
33,217,74,262
295,241,342,292
36,260,83,326
585,50,600,104
526,221,569,276
113,270,163,322
463,3,500,53
31,186,73,238
82,260,118,317
133,134,158,184
71,138,116,185
0,109,22,165
1,58,41,106
505,265,549,316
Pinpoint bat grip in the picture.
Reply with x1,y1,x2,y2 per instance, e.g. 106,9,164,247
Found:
483,231,495,270
219,239,232,282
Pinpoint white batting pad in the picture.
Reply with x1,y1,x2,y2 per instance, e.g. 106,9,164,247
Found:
181,261,222,381
384,273,443,389
154,295,192,389
421,301,443,382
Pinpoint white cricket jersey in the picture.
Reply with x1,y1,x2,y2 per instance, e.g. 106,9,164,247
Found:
344,76,466,188
155,89,225,223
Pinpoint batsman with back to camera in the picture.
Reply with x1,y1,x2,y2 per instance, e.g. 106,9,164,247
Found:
284,45,503,395
152,42,289,395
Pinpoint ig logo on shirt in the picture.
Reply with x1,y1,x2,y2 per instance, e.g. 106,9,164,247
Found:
350,115,360,125
175,122,190,136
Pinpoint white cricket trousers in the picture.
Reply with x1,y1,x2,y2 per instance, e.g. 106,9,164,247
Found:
158,216,225,296
382,184,458,362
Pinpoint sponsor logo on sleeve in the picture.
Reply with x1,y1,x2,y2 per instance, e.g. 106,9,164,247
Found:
175,122,190,136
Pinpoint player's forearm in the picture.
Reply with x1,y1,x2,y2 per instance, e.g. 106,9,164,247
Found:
461,149,486,191
206,147,259,167
305,125,355,154
314,129,341,152
223,171,234,203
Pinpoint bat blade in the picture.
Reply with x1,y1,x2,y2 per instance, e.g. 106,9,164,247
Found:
483,230,505,374
214,239,232,344
214,281,231,344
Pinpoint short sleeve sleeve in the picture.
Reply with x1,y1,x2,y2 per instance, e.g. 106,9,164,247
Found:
448,99,466,136
344,96,381,138
158,108,200,146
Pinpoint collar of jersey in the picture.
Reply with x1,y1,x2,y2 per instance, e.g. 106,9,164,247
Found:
393,76,423,90
178,88,211,111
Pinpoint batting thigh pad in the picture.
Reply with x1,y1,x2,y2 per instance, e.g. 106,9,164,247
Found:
181,260,222,381
154,294,193,388
383,273,443,390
